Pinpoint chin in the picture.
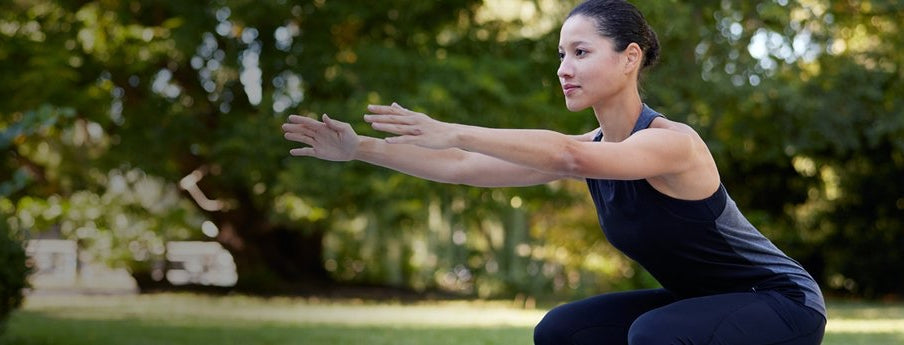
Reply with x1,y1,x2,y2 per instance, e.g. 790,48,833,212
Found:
564,100,590,112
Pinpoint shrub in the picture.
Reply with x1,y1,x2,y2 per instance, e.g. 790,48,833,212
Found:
0,224,30,333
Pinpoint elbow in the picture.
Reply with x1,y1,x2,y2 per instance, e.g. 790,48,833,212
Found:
557,141,586,177
437,154,474,186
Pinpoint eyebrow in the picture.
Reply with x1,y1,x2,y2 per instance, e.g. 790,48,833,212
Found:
558,40,591,50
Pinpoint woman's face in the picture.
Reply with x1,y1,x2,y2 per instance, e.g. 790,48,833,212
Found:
557,15,632,112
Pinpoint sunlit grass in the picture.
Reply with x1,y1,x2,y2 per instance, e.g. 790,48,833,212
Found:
13,293,546,327
823,300,904,344
2,294,902,344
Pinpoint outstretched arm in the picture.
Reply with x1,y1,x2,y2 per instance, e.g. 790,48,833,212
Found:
365,103,699,181
282,114,583,187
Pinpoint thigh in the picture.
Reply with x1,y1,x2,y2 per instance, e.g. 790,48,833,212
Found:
534,289,677,345
628,291,826,345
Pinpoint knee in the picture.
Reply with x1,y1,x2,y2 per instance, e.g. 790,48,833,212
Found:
533,306,573,345
627,313,674,345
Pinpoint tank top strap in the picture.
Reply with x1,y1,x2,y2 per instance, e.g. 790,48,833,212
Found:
631,104,664,134
594,104,664,142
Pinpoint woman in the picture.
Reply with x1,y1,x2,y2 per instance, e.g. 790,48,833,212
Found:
281,0,827,343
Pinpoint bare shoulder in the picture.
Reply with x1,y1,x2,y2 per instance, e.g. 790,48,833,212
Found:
646,116,720,200
650,116,700,138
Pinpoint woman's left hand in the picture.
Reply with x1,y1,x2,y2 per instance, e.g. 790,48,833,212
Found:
364,103,460,150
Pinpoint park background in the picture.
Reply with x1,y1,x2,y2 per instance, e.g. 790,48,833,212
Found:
1,0,903,343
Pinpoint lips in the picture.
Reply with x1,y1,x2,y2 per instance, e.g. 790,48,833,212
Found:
562,84,580,96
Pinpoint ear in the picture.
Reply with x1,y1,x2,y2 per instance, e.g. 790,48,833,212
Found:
623,42,643,75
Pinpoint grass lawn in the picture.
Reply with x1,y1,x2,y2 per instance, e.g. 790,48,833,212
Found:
2,293,902,344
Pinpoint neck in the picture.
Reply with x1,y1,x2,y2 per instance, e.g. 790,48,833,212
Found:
592,89,643,142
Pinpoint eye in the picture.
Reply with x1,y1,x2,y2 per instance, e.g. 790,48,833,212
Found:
575,49,587,57
558,51,565,60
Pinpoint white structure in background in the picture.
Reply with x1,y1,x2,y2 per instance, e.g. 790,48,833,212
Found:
24,239,237,294
25,239,139,294
25,240,78,288
165,241,238,287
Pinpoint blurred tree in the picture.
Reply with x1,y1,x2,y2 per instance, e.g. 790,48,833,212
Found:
0,0,582,294
0,212,31,334
640,0,904,297
1,0,902,299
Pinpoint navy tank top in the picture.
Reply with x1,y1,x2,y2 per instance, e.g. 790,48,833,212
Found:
586,104,826,317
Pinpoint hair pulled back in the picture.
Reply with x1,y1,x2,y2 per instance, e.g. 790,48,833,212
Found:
567,0,660,71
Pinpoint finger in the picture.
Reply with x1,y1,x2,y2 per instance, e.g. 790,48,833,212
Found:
282,123,307,133
370,122,423,136
366,104,404,115
368,122,402,135
284,132,317,146
321,114,335,128
363,114,416,125
299,126,321,139
367,104,420,116
289,147,316,157
287,114,323,125
391,102,416,114
322,114,351,132
282,123,322,139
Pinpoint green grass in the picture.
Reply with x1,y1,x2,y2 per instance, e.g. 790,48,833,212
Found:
2,294,902,344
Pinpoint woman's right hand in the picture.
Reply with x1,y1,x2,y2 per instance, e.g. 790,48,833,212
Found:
282,114,359,161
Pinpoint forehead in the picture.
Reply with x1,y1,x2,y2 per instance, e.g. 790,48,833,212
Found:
558,15,606,48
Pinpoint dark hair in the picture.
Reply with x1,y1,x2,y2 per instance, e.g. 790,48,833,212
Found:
567,0,660,71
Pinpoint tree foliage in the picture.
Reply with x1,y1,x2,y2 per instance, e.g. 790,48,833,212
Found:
2,0,902,298
0,204,30,333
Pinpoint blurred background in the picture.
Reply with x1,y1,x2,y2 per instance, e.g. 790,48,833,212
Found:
2,0,903,332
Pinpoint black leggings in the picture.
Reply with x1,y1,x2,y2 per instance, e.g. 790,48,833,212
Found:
534,289,825,345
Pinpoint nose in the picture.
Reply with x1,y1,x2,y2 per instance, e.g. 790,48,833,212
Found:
557,58,573,80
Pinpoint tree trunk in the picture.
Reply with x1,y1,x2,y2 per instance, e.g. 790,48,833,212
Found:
186,184,334,294
215,212,332,294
